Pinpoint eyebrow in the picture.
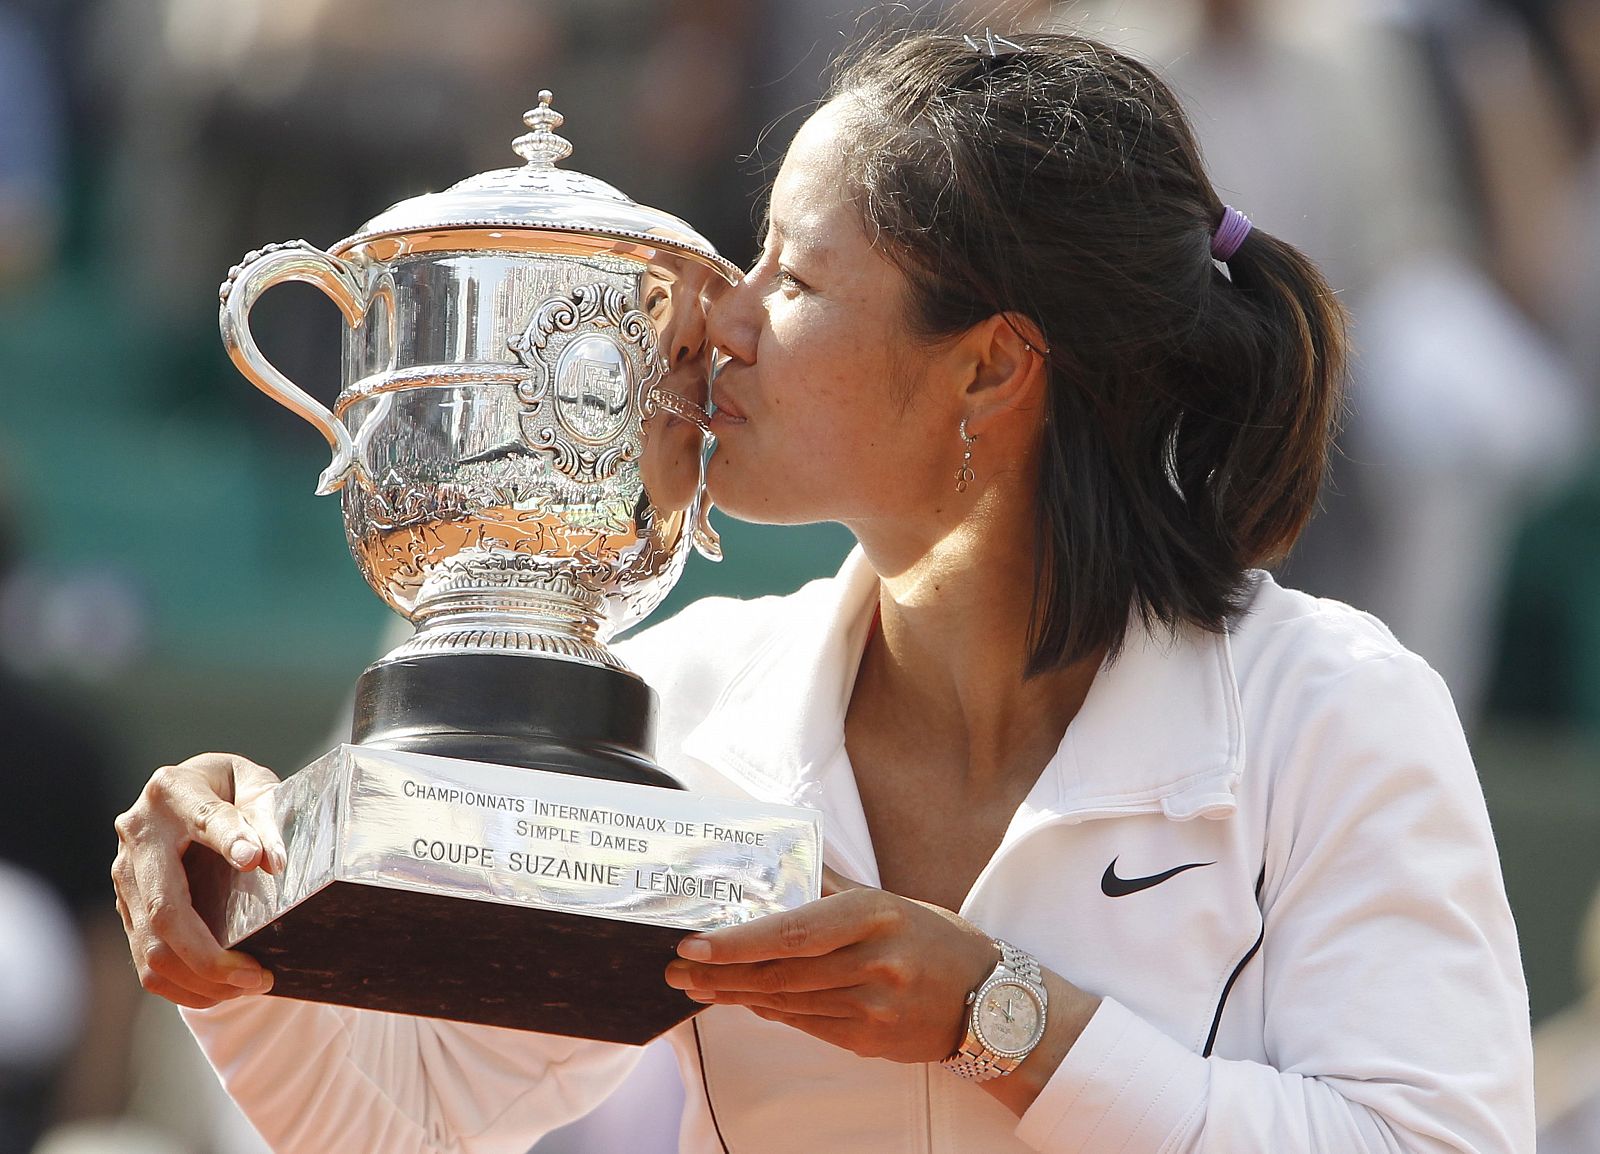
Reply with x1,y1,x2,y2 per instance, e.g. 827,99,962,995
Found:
764,213,832,263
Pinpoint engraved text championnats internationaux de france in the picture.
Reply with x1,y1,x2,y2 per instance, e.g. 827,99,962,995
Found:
399,777,771,906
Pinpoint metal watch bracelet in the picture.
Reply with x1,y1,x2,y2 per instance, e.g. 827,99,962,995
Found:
941,939,1049,1082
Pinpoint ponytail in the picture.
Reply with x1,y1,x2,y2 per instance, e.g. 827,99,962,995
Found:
1195,220,1348,567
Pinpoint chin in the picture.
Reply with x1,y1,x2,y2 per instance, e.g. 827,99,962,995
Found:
705,451,815,526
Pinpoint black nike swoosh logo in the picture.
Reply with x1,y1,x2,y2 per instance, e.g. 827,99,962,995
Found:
1101,856,1215,897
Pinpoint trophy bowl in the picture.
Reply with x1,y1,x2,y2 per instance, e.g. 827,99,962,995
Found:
219,91,739,785
337,255,720,670
221,90,734,677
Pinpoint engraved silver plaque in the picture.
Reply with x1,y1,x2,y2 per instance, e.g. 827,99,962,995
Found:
226,745,822,944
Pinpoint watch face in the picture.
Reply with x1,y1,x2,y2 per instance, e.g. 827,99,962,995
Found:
975,980,1042,1055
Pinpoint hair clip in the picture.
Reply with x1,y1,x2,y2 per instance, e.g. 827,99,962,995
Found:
964,29,1024,56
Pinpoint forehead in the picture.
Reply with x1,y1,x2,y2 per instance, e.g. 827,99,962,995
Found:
768,100,856,238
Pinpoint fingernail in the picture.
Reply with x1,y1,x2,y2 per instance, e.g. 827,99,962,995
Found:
684,989,716,1002
664,963,690,988
228,839,258,868
227,967,269,990
677,937,711,961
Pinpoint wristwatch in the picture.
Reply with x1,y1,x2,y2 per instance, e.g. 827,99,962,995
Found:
940,939,1049,1081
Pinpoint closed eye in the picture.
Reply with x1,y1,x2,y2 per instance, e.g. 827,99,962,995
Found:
777,267,808,295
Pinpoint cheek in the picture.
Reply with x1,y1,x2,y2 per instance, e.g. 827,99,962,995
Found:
702,417,859,524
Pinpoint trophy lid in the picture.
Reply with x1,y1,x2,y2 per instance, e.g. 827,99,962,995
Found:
329,91,740,282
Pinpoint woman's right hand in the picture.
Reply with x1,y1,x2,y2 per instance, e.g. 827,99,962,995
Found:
112,752,286,1008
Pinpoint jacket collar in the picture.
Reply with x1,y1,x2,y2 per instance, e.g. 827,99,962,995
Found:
680,548,1243,824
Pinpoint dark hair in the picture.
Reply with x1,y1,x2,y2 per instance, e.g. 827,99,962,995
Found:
828,31,1349,675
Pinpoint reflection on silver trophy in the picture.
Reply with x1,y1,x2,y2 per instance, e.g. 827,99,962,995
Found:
221,92,726,669
198,93,822,1043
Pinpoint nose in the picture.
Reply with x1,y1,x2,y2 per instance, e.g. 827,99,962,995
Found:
667,296,707,369
705,271,759,366
653,268,713,370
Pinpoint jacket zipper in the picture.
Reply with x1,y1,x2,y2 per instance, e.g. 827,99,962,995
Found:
916,1060,933,1152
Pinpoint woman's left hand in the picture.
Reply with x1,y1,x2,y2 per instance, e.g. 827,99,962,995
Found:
664,869,997,1063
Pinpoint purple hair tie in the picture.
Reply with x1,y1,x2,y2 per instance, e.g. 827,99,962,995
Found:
1211,206,1252,262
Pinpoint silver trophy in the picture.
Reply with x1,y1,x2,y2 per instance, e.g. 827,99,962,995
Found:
194,94,822,1044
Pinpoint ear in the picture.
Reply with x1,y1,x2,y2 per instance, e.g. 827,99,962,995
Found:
957,312,1050,437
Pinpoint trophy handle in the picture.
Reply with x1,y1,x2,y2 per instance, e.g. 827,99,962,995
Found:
219,240,368,495
692,498,722,561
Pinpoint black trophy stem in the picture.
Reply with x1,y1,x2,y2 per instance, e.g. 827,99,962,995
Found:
352,652,682,789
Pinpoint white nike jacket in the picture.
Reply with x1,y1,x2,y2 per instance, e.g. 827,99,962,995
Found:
184,551,1534,1153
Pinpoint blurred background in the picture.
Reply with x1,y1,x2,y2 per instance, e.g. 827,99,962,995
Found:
0,0,1597,1150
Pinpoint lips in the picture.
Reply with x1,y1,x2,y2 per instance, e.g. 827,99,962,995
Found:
710,364,749,423
711,388,748,423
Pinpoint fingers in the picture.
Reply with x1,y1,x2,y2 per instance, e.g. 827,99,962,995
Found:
684,985,864,1018
116,879,274,1005
152,755,281,870
112,838,274,1004
228,754,290,871
746,1007,859,1049
672,888,1004,1065
667,943,871,995
227,752,283,802
112,755,281,1008
677,888,897,964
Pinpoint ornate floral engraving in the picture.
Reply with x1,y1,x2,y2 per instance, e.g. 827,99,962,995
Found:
508,283,663,484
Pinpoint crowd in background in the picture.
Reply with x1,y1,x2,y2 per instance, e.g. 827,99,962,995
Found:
2,0,1599,1151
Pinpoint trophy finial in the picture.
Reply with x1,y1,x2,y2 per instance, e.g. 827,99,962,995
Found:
513,90,573,167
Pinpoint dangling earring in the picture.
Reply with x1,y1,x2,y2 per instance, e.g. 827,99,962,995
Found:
955,419,976,493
